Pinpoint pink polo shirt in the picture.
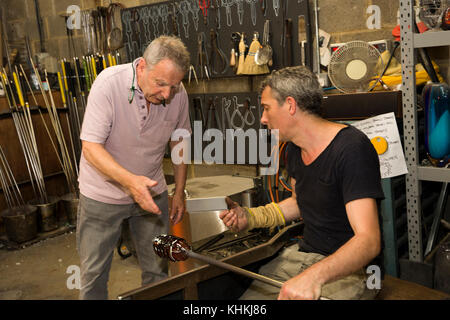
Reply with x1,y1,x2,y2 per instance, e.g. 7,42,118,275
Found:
78,58,191,204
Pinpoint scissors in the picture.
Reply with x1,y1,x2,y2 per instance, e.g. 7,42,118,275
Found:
199,0,211,24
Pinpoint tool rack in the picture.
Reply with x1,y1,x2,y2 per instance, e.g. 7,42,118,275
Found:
399,0,450,262
120,0,314,78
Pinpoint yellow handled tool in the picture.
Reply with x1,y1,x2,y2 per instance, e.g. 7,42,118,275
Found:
13,71,25,107
57,71,66,105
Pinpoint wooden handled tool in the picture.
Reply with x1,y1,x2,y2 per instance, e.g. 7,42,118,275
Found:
298,15,306,66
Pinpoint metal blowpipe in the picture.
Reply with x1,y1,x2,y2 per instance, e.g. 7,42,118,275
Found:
153,234,330,300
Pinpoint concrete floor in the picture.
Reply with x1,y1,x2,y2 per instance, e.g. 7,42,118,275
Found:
0,231,142,300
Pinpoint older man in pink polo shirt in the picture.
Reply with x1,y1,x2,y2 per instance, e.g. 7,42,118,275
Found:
77,36,191,299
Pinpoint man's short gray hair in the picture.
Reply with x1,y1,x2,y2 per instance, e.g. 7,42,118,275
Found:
260,66,323,117
143,36,190,74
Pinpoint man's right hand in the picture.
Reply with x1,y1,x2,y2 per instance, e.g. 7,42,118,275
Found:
219,197,248,232
126,175,161,214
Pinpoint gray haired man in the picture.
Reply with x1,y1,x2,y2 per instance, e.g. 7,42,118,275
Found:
77,36,191,299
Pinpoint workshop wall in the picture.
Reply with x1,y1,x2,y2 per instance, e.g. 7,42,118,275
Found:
1,0,449,183
2,0,448,83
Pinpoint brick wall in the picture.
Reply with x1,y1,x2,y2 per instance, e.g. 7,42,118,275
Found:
2,0,447,82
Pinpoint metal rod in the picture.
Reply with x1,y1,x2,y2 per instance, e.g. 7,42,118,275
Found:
1,71,39,200
313,0,320,74
0,146,24,206
185,249,284,288
186,249,330,299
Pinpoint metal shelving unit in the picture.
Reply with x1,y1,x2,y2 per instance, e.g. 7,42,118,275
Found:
400,0,450,262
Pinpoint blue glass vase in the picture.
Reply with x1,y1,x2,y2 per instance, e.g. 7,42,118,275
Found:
423,82,450,167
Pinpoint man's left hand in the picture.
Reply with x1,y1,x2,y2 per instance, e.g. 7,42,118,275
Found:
170,192,185,225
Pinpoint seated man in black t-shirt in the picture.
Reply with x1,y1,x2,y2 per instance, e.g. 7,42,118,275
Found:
220,66,385,300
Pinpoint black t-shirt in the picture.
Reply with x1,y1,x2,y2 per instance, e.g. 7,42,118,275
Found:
286,125,385,256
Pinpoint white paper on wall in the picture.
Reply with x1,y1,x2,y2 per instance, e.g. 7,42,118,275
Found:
352,112,408,179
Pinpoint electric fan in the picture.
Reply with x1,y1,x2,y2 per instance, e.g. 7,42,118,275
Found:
328,41,384,94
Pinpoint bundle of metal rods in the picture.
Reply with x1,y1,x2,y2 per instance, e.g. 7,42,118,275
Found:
0,146,25,209
58,53,120,165
0,68,48,204
29,59,79,197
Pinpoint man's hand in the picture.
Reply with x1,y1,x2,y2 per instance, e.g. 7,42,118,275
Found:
277,269,323,300
170,192,185,225
219,197,249,232
126,175,161,214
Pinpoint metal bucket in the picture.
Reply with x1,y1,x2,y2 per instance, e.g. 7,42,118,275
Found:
1,205,38,243
29,196,59,232
60,193,79,225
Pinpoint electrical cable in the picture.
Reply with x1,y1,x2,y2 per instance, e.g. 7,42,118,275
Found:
369,41,400,92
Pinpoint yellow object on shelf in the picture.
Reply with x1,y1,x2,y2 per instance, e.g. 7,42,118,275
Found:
370,50,445,90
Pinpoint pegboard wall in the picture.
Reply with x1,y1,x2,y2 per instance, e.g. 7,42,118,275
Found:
184,92,275,165
121,0,314,79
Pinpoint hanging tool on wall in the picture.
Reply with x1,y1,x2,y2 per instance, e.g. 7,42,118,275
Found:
260,0,267,16
197,32,210,80
132,9,144,59
221,0,234,27
107,3,124,51
246,0,258,26
242,97,255,127
313,0,321,74
236,33,246,75
73,57,87,112
188,64,199,85
99,6,109,53
298,15,306,66
236,0,245,25
192,97,205,132
199,0,211,25
284,18,293,67
178,0,191,38
255,20,273,67
159,3,170,35
209,28,228,75
1,10,12,75
273,0,280,16
34,0,46,53
189,0,200,32
212,0,221,29
242,33,269,75
170,3,180,36
296,0,313,70
206,97,222,133
229,32,240,72
63,14,77,58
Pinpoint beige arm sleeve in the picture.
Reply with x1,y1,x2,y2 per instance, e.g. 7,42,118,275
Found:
244,202,286,231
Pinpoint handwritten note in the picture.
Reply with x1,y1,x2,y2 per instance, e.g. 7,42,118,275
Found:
352,112,408,179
